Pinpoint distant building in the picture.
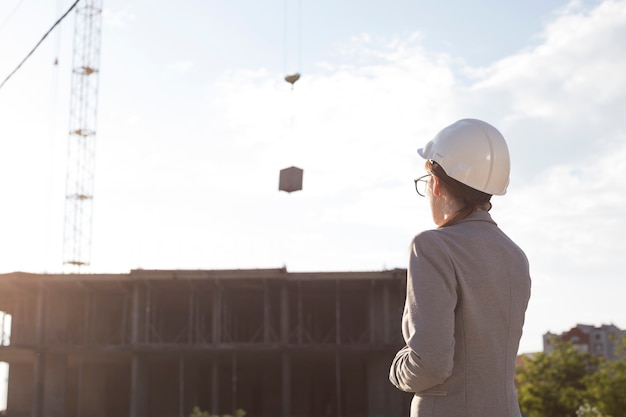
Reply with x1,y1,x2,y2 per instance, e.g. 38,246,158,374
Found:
0,268,411,417
543,324,625,360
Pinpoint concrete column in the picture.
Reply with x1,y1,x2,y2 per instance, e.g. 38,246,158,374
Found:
369,281,376,344
32,286,68,417
6,362,33,417
34,284,44,345
296,282,302,344
130,354,148,417
335,280,341,344
131,283,144,344
281,352,290,417
41,352,67,417
212,282,222,344
231,353,237,417
144,288,152,343
130,283,148,417
178,355,185,417
32,285,45,417
210,357,219,416
188,292,194,344
335,351,342,417
280,283,289,345
366,356,387,417
83,294,92,345
263,280,271,343
383,282,390,343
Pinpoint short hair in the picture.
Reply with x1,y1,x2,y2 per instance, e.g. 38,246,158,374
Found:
427,160,492,227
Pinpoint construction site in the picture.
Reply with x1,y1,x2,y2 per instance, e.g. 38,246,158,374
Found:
1,1,412,416
0,268,412,417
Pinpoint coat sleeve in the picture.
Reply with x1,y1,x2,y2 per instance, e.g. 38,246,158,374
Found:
389,231,457,393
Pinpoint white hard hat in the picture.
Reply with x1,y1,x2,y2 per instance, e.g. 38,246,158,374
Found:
418,119,510,195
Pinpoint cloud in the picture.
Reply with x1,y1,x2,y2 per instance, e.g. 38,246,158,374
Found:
499,139,626,272
497,135,626,350
202,0,626,203
467,0,626,351
460,0,626,279
103,7,136,27
463,0,626,172
186,0,626,351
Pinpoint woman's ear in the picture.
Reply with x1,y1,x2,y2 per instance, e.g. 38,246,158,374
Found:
431,175,443,197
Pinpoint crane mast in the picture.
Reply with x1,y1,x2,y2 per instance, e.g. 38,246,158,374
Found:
63,0,103,270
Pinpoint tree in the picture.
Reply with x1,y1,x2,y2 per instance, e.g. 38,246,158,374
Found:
584,336,626,417
517,341,599,417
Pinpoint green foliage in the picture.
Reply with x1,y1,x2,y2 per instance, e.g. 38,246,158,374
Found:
584,356,626,417
188,406,246,417
517,341,598,417
517,338,626,417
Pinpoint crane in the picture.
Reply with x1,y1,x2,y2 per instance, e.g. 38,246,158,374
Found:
62,0,103,270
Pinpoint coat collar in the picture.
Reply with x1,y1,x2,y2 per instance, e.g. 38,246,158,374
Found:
456,209,497,226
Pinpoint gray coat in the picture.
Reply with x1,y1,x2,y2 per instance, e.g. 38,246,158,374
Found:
389,210,531,417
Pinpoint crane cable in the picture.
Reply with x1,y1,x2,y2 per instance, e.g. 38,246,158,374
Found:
0,0,80,91
282,0,303,136
283,0,302,88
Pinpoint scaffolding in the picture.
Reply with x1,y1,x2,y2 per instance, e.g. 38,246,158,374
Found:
0,268,411,417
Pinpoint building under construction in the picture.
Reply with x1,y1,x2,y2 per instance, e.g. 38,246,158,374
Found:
0,268,411,417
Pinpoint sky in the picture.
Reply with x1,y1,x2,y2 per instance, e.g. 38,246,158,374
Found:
0,0,624,357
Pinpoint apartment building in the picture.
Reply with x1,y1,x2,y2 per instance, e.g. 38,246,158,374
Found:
543,323,624,360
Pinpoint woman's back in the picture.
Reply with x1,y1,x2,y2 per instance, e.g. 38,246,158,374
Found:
399,211,530,416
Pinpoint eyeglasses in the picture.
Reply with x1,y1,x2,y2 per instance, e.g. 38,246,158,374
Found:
414,174,431,197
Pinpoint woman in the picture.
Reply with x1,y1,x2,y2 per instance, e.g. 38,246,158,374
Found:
389,119,531,417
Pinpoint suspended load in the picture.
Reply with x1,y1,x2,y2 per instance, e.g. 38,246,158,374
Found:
284,73,300,88
279,166,304,193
